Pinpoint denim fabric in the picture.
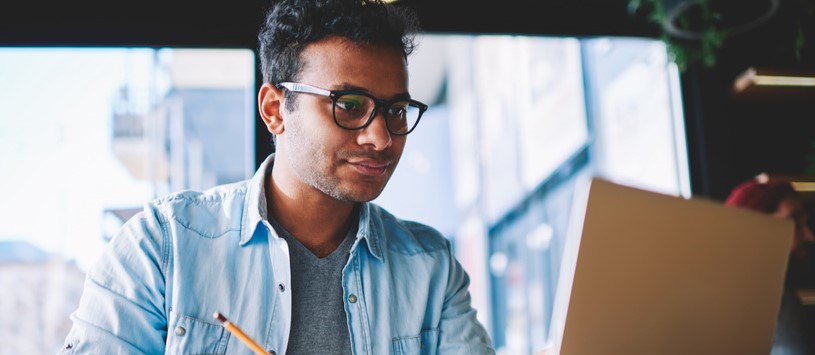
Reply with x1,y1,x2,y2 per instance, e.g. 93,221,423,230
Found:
61,154,494,355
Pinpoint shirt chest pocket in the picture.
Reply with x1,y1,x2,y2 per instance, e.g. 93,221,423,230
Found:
166,311,230,355
392,328,439,355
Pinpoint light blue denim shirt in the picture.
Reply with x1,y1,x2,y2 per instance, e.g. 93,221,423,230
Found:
62,154,494,355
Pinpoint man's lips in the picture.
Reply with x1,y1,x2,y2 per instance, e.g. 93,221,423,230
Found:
346,159,391,176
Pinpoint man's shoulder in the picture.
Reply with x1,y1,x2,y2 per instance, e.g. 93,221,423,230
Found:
155,180,247,203
148,180,251,237
366,203,450,256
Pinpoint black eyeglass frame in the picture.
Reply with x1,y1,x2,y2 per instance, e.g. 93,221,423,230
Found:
277,82,428,136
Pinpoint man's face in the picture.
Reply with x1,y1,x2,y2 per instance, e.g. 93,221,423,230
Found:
277,36,409,202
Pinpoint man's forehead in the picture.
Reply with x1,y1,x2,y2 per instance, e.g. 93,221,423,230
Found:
297,37,409,92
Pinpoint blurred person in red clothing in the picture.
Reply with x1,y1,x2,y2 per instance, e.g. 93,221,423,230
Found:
726,179,815,267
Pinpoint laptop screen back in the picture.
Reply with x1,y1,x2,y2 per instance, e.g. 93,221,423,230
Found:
548,178,793,355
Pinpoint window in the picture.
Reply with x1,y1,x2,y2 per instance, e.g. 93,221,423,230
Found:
374,34,690,354
0,47,255,353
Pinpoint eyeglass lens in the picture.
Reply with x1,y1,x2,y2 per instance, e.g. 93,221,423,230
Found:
334,94,422,134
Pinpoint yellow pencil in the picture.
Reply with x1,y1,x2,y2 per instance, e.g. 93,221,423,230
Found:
213,311,268,355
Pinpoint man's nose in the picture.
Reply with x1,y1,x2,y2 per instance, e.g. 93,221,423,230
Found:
357,110,392,151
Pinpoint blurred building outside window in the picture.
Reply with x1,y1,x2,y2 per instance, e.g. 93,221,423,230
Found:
375,34,690,355
0,47,255,354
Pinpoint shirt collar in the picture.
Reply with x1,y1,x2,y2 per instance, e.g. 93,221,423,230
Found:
240,154,385,262
356,203,384,261
240,153,275,246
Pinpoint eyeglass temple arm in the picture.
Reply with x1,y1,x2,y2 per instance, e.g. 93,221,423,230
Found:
278,82,331,96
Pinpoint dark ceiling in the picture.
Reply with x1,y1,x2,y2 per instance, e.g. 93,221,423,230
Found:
401,0,656,37
0,1,269,48
0,0,657,48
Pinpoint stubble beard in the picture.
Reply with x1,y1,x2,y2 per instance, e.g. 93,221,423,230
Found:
287,122,391,203
297,153,391,203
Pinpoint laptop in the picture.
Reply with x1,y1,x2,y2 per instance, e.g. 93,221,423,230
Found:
546,177,794,355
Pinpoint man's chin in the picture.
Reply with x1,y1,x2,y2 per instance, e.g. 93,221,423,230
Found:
344,176,391,202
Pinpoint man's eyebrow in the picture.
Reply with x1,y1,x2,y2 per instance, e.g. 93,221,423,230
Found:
334,83,411,100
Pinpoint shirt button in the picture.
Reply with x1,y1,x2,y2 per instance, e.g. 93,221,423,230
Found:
175,326,186,336
348,294,358,303
278,283,285,292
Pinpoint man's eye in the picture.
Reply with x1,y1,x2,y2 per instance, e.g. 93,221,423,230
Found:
387,103,409,117
387,107,407,117
336,96,366,112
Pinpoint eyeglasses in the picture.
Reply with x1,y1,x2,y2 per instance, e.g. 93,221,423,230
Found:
277,82,428,136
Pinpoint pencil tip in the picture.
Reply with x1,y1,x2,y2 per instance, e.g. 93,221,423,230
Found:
214,311,227,323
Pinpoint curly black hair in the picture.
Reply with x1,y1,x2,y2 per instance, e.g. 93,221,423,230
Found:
258,0,421,110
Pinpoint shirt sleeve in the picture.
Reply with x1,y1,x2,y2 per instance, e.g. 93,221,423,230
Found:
437,240,496,355
59,204,168,354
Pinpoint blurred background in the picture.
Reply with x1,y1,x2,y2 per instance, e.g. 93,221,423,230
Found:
1,0,814,353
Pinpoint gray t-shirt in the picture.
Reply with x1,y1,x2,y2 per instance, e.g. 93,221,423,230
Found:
268,217,356,355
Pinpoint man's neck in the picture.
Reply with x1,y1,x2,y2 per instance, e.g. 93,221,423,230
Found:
266,170,358,258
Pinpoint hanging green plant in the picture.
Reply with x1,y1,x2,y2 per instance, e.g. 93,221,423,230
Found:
628,0,781,71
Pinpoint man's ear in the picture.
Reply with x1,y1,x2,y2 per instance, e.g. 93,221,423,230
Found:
258,82,286,135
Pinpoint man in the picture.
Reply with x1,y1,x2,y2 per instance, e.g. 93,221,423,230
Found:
61,0,494,354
